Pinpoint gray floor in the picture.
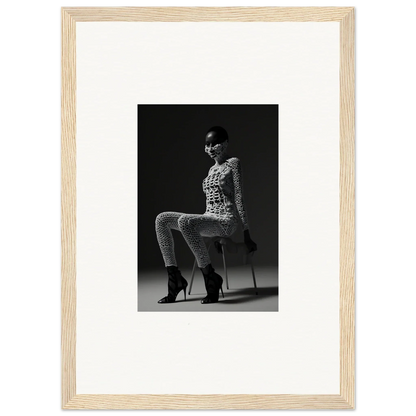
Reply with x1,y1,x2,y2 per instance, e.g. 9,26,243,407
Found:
138,266,278,311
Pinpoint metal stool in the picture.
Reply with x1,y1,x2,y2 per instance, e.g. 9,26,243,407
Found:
188,237,258,295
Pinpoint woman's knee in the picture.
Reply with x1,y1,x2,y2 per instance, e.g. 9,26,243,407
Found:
177,214,189,232
180,215,203,234
179,214,200,233
155,212,163,225
155,212,170,228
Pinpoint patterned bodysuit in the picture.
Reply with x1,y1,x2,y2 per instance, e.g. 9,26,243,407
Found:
155,157,249,268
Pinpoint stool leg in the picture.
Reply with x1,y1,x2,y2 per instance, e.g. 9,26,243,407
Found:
221,246,229,289
249,256,258,295
189,258,197,295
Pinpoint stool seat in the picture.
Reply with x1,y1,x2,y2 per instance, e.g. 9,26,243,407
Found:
188,237,258,296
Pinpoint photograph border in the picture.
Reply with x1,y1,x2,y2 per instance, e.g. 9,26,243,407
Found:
61,6,355,409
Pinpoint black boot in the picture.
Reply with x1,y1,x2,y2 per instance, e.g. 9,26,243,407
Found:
158,266,188,303
200,264,224,304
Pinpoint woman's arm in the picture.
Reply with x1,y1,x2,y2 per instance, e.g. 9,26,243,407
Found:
229,158,249,230
229,158,258,253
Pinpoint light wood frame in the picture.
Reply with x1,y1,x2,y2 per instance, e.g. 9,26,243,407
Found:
62,6,355,410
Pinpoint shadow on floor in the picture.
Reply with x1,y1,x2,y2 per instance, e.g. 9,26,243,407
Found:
188,286,278,305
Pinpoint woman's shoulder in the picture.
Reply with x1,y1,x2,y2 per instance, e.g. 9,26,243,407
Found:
226,157,241,168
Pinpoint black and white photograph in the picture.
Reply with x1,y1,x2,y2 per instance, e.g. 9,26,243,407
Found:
137,105,278,311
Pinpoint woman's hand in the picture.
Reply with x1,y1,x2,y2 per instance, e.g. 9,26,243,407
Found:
243,230,257,253
245,238,258,253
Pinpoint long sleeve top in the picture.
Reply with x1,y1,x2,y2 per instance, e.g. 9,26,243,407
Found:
202,157,249,230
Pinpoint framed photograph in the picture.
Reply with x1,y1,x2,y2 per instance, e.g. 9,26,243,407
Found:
62,7,355,409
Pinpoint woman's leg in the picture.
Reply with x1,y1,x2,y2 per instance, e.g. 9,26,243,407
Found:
155,211,184,267
177,214,227,268
178,214,231,303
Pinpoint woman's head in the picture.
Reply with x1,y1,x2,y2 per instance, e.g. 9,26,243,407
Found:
205,126,229,159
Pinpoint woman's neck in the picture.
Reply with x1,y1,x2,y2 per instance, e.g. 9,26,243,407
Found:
214,153,230,166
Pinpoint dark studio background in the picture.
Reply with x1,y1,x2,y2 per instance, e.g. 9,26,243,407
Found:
138,105,278,272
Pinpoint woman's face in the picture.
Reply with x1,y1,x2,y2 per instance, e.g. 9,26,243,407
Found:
205,132,228,159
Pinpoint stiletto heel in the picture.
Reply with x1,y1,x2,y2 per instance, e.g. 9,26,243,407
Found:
199,264,224,304
158,266,188,304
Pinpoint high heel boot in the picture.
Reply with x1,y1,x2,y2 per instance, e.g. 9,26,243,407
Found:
158,266,188,303
199,264,224,304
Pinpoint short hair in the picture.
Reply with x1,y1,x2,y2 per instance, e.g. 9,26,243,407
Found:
206,126,229,143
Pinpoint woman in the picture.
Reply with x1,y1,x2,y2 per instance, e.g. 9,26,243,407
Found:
155,126,257,304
